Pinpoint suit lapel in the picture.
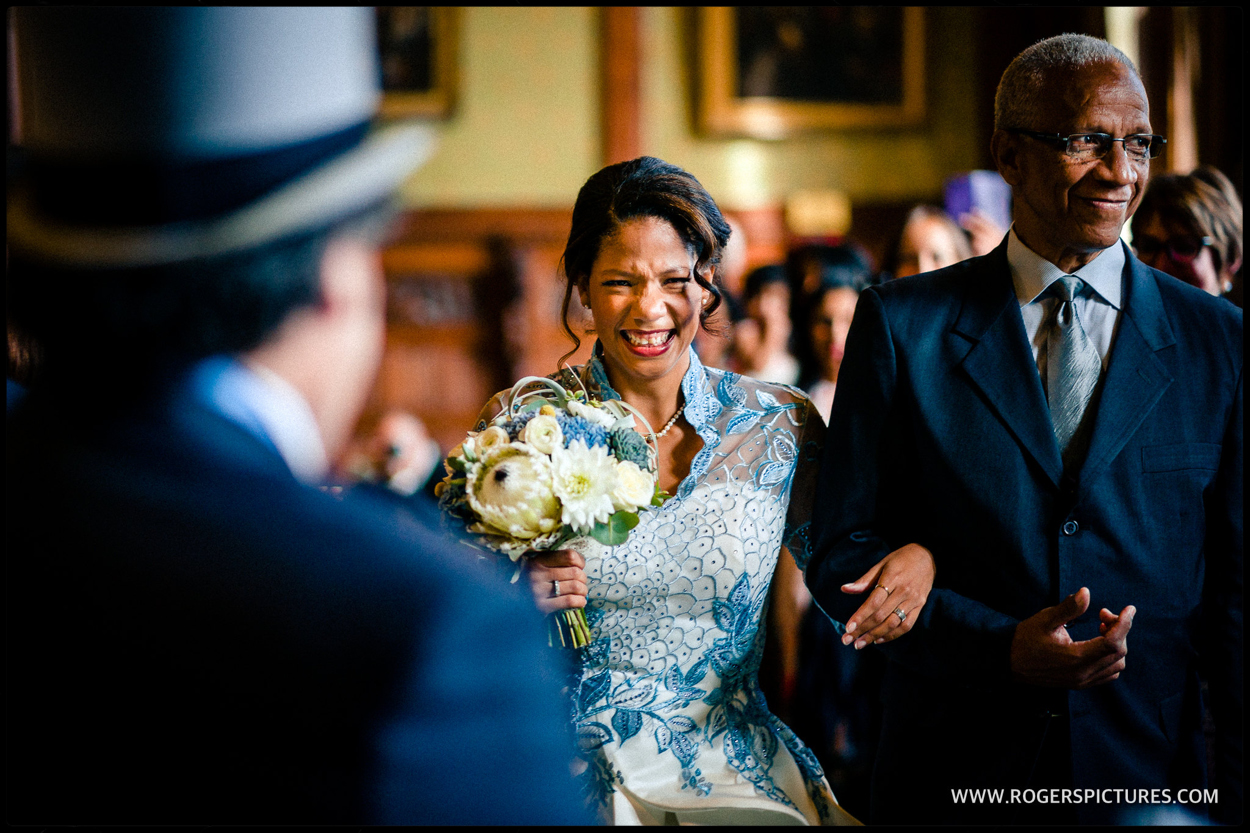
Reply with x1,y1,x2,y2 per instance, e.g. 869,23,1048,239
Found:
954,245,1064,488
1075,254,1175,498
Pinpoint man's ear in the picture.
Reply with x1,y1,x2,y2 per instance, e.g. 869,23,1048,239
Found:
990,129,1023,188
317,236,384,318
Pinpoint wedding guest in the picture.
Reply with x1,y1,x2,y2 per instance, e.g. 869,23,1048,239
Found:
758,246,876,722
6,309,40,413
796,246,876,420
883,204,973,280
468,156,937,824
962,208,1012,257
767,249,881,820
691,215,748,371
808,34,1242,824
1130,166,1243,303
733,263,801,384
341,409,445,503
719,214,752,300
6,8,587,825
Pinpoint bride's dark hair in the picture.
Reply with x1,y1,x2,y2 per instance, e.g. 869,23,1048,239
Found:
557,157,732,364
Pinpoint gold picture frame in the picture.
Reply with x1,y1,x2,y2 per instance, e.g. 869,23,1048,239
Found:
377,7,458,120
696,7,926,138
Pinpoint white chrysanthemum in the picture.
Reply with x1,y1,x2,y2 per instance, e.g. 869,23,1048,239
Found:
521,414,563,455
466,443,561,542
475,426,510,450
551,439,619,532
567,399,617,429
611,460,655,512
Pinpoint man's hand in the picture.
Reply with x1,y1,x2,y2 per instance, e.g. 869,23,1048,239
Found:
1010,587,1135,689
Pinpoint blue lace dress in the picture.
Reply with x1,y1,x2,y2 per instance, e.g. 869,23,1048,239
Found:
479,350,853,825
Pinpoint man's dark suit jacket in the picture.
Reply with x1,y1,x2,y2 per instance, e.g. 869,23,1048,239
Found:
6,381,591,825
807,240,1243,824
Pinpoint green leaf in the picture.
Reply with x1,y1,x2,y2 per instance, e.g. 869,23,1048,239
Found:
520,400,545,413
651,488,672,507
446,456,466,473
590,511,640,546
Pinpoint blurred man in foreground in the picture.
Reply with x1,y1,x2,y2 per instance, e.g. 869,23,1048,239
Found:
6,8,587,825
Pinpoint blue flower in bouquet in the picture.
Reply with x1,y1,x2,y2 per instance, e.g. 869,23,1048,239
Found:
558,415,608,450
501,410,538,439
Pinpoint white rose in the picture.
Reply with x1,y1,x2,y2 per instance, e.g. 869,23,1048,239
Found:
520,414,563,455
567,399,617,429
611,460,656,512
475,425,510,450
466,443,562,542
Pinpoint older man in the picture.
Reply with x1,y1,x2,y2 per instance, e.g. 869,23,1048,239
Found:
807,34,1242,824
6,8,587,825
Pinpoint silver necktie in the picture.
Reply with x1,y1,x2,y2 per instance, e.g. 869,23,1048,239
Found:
1046,276,1102,462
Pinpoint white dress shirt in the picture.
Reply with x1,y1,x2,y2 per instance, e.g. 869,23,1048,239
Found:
1007,228,1125,385
187,356,330,484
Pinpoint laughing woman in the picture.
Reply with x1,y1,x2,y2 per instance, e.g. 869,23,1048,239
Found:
471,157,935,825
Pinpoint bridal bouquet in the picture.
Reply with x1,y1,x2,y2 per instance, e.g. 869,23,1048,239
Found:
436,375,668,647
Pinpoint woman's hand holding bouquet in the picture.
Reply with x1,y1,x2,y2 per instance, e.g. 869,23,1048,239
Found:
437,376,668,647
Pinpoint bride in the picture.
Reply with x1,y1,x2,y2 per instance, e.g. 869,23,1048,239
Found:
473,157,935,825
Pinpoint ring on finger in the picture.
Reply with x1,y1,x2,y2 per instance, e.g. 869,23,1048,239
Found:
552,580,561,597
876,584,893,596
893,606,907,624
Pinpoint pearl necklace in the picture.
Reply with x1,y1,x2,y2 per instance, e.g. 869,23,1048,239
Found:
654,403,684,439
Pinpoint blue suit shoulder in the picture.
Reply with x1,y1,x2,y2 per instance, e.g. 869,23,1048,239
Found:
1147,265,1243,343
862,253,994,337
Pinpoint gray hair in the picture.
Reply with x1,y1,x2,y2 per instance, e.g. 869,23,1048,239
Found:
994,34,1141,131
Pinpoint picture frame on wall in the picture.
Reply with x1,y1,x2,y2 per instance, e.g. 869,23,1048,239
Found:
376,7,458,120
696,7,925,139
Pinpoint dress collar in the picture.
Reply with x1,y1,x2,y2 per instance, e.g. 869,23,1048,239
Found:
581,343,714,431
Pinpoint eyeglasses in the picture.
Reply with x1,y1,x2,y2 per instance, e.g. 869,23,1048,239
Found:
1007,129,1167,162
1133,234,1212,263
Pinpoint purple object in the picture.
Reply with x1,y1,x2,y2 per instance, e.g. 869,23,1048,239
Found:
945,170,1013,231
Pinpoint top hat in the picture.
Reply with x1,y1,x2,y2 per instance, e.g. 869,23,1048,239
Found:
7,7,436,268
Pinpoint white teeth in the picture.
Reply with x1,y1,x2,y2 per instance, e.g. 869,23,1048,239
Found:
624,331,672,347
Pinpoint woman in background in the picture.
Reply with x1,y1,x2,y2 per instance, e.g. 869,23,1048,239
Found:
765,249,881,819
732,264,801,385
884,205,973,280
1130,165,1242,305
467,157,936,825
796,246,876,421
